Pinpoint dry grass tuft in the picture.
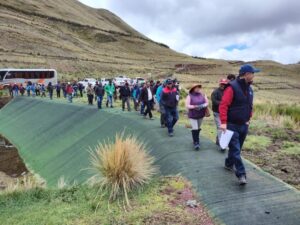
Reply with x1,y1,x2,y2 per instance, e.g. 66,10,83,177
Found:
2,174,45,194
88,133,158,207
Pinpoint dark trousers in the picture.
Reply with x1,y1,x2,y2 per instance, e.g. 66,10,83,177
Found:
144,101,153,118
159,103,166,126
122,97,131,111
140,102,145,114
164,106,178,133
97,95,103,109
79,90,83,98
88,94,94,105
225,123,248,178
57,90,61,98
133,98,139,111
49,91,53,100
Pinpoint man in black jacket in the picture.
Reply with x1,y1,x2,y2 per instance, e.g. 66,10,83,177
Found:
161,79,179,136
119,82,131,111
139,81,154,119
211,78,228,150
95,82,105,109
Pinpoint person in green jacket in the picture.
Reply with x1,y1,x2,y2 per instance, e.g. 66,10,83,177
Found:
105,80,115,108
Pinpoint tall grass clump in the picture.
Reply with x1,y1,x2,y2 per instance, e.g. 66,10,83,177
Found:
89,133,158,207
254,103,300,129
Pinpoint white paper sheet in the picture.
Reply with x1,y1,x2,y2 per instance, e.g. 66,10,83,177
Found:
218,129,234,149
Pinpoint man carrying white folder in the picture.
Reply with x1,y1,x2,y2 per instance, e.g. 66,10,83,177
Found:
219,64,260,185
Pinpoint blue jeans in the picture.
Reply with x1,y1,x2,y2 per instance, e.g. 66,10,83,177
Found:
225,123,248,178
97,95,103,109
107,95,113,107
67,94,73,103
164,107,179,133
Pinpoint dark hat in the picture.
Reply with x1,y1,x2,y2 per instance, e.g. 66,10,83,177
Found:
239,64,260,75
189,84,202,93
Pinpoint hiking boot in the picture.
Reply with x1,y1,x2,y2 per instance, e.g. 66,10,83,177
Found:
238,176,247,185
220,148,226,153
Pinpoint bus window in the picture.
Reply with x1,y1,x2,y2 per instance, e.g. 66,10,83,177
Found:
0,71,7,81
49,71,54,78
7,72,15,79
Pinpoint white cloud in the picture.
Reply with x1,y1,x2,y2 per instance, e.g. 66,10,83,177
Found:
78,0,300,64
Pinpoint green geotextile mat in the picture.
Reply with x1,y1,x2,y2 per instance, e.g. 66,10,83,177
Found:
1,97,300,225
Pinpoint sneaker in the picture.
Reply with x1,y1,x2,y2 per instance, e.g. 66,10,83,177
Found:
149,117,154,120
194,143,200,151
238,176,247,185
224,165,234,172
168,132,174,137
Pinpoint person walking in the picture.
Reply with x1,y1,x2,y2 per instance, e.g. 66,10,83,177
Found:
139,83,146,115
66,82,73,103
47,82,54,100
78,83,84,98
119,82,131,111
35,84,40,96
31,83,36,97
156,81,166,127
211,78,228,151
94,82,105,109
161,79,179,137
56,82,61,98
86,83,94,105
132,84,140,111
12,83,19,97
219,64,260,185
20,84,25,96
41,84,46,97
139,81,154,119
105,80,115,108
186,84,208,150
26,83,31,96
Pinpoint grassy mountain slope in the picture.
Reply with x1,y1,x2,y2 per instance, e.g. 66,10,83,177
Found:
0,0,299,90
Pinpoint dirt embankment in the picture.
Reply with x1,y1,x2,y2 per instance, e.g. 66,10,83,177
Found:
0,136,28,189
0,96,11,109
0,97,29,189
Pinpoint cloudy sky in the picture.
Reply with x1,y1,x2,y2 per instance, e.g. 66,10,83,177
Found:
78,0,300,64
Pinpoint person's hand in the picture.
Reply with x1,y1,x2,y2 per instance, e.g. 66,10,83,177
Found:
246,121,250,126
220,124,227,133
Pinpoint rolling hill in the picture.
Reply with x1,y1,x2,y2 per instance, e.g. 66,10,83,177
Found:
0,0,299,94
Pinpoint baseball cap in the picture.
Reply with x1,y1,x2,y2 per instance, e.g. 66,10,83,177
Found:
239,64,260,75
166,79,173,85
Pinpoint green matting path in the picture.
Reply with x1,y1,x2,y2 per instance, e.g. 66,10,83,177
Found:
1,97,299,225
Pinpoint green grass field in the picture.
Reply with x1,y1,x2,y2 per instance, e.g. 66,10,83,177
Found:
0,176,215,225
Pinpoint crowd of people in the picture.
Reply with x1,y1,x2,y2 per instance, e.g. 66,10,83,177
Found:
6,64,260,185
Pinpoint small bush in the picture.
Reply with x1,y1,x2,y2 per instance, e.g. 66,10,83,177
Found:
282,141,300,155
89,133,157,207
